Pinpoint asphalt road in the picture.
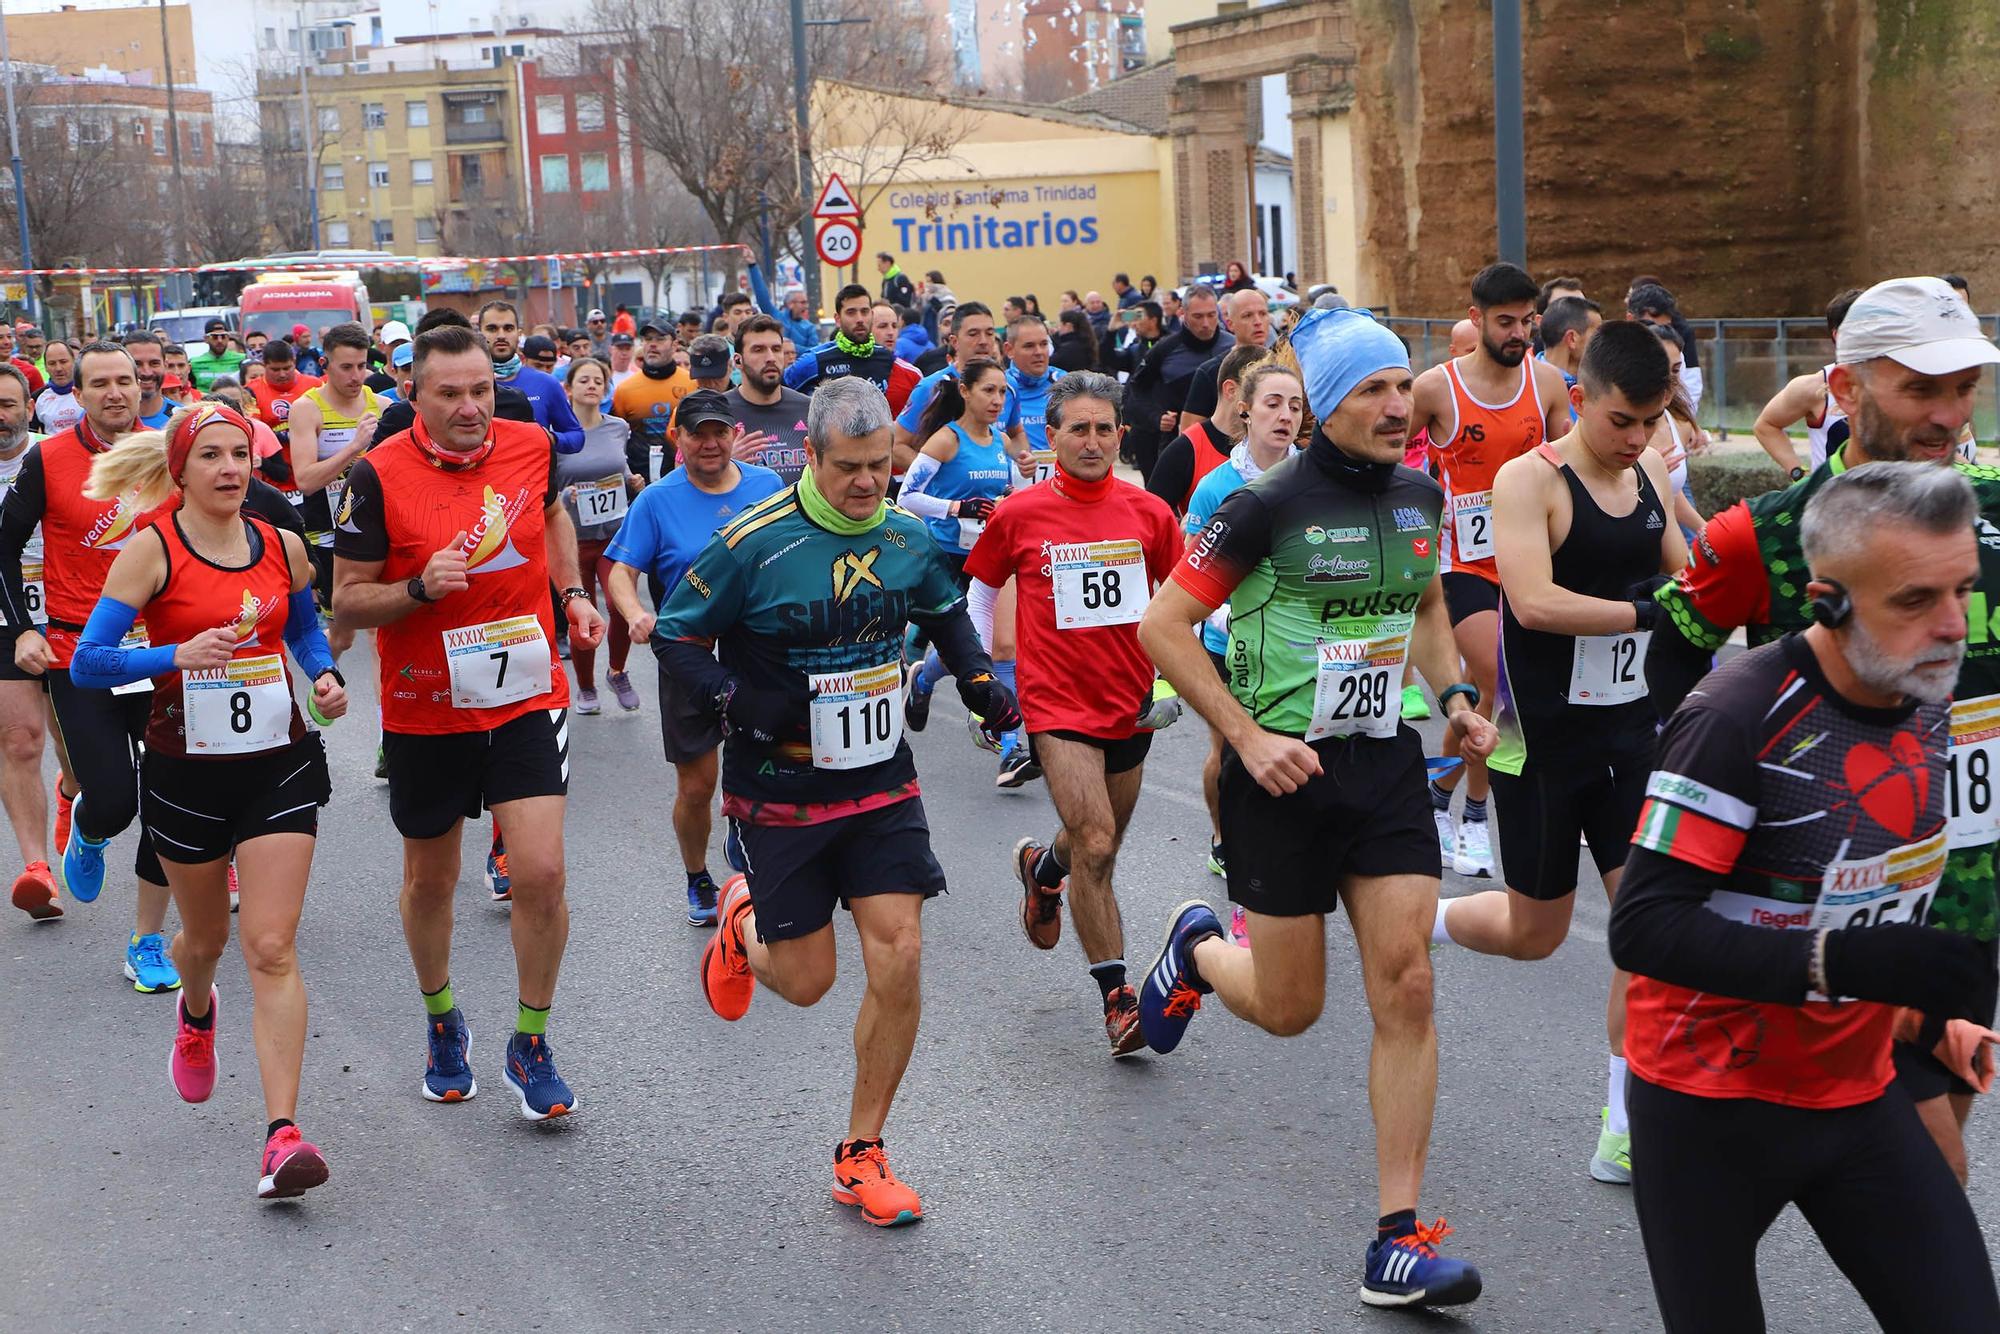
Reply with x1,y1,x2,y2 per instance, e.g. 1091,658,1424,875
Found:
2,637,1995,1333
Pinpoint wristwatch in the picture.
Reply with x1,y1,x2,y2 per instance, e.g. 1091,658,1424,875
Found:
559,586,591,606
1789,465,1807,481
407,575,434,604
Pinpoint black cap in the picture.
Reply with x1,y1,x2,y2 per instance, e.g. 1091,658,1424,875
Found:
637,321,671,338
676,388,735,431
676,311,703,326
203,317,228,333
609,331,634,347
687,339,731,380
521,334,559,359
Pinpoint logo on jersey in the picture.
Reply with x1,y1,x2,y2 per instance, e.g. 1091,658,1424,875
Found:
217,587,282,648
1646,510,1664,530
1305,553,1371,584
831,546,882,603
462,484,529,575
1392,506,1429,533
1303,525,1369,546
1978,517,2000,551
83,492,144,550
271,397,294,422
1412,537,1431,558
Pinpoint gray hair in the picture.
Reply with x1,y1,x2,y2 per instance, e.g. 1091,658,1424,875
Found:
1801,461,1976,568
806,374,893,449
1046,371,1122,431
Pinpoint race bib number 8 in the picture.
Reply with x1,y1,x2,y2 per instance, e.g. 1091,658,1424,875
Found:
808,661,902,770
183,653,291,754
1308,619,1412,741
443,615,552,710
576,475,629,525
1051,539,1148,629
1452,490,1494,562
1568,631,1650,705
1947,695,2000,850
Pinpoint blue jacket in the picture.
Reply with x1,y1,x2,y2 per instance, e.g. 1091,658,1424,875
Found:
896,324,934,364
777,311,821,351
498,363,585,453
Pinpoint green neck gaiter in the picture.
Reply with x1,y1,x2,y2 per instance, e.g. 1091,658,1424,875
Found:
834,329,876,359
797,465,884,536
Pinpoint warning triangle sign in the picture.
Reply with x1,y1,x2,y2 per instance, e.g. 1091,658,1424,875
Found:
812,173,860,219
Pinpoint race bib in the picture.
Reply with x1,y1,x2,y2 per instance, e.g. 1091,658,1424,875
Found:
443,615,552,710
1947,695,2000,850
1568,631,1650,705
1030,450,1056,484
1452,490,1494,562
182,653,291,754
807,661,902,770
110,625,153,696
957,517,987,550
575,475,628,526
7,558,43,628
1807,831,1948,1000
1051,539,1148,629
649,444,664,481
1307,618,1412,741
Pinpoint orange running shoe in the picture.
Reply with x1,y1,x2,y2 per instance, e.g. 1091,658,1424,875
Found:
1104,984,1144,1057
1013,836,1062,950
52,781,72,858
832,1138,923,1226
10,861,59,921
699,875,755,1021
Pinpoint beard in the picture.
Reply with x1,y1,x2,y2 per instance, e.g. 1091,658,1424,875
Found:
0,421,27,452
1855,389,1957,462
1482,332,1529,368
1844,615,1964,704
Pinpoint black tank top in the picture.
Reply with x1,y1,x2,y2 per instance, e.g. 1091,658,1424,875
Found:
1494,444,1666,761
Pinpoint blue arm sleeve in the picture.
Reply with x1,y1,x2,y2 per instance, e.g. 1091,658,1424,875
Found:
282,586,337,683
781,348,817,392
546,382,586,454
746,261,775,315
70,596,179,687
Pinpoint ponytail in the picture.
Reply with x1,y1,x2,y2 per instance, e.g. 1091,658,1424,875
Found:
85,426,176,510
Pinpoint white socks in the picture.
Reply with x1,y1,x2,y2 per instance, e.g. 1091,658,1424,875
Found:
1431,899,1454,945
1607,1054,1630,1135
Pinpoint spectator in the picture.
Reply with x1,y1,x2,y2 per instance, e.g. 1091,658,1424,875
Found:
1124,284,1232,481
1103,300,1164,376
612,304,637,336
1002,296,1028,323
1084,290,1111,336
1221,260,1256,292
1052,308,1100,373
1139,275,1157,299
776,288,819,352
288,324,324,377
1160,288,1184,335
896,305,935,365
1059,290,1083,314
1113,273,1142,309
1023,294,1043,318
922,270,955,344
878,252,918,308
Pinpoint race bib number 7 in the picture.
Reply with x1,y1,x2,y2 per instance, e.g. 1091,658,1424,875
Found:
443,615,552,710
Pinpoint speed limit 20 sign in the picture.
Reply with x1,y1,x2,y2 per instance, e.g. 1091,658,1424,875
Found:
816,219,861,267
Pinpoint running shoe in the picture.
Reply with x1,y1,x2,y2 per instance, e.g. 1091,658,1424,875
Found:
1104,984,1145,1057
502,1031,577,1121
1589,1107,1631,1185
1012,837,1062,950
1138,900,1220,1055
903,660,934,732
1432,808,1455,862
966,710,1001,755
374,743,388,780
125,932,181,993
1229,903,1249,947
832,1138,923,1226
63,817,108,905
574,687,601,716
486,847,511,903
1453,821,1495,879
700,875,756,1021
10,861,59,921
1361,1217,1483,1308
557,633,571,661
52,780,72,857
1205,839,1226,878
723,818,747,874
422,1007,476,1102
169,986,218,1103
1400,684,1431,721
257,1125,330,1200
228,861,239,915
608,670,641,712
995,740,1040,789
687,870,720,927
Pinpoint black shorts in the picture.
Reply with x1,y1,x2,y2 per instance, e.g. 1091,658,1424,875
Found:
735,796,946,943
383,706,570,840
1894,936,2000,1100
1441,570,1499,626
1220,725,1440,916
1029,728,1153,776
140,735,330,864
1489,745,1650,900
657,668,722,765
0,630,35,682
307,542,334,607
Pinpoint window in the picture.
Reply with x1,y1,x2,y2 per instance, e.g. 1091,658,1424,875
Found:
364,102,385,129
77,114,109,145
461,155,485,190
132,117,146,142
317,105,339,135
535,95,566,135
405,99,429,127
262,25,277,50
369,161,391,187
539,154,570,193
372,219,395,247
322,162,345,192
575,94,605,132
579,152,609,192
187,122,204,155
411,158,434,185
415,217,439,244
461,101,487,124
323,220,351,246
510,44,525,56
152,122,166,154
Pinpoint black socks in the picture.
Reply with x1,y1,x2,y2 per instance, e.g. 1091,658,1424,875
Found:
1089,959,1127,1003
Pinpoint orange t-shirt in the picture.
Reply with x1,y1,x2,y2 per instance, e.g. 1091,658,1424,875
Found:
1435,358,1545,584
612,367,694,464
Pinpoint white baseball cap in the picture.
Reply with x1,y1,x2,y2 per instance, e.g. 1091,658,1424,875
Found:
1836,276,2000,375
379,319,412,345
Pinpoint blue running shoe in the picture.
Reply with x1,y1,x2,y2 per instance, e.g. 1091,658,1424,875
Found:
903,660,934,733
64,819,109,904
1137,900,1221,1054
422,1007,477,1102
1361,1217,1483,1309
687,871,720,927
124,932,181,993
723,818,747,874
486,846,511,903
503,1031,577,1121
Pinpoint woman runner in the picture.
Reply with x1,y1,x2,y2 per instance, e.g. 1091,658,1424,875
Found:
557,357,640,714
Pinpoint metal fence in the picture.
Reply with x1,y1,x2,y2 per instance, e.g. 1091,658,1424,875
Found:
1382,316,2000,442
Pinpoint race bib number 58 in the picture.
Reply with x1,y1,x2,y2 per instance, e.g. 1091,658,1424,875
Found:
1050,539,1148,629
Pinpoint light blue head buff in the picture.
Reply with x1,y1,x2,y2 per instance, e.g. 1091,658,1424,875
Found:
1288,305,1411,423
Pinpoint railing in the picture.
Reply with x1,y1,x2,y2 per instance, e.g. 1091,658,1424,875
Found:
1383,315,2000,443
443,121,506,144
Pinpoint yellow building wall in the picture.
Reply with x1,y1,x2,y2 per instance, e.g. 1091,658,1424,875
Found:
1318,112,1359,298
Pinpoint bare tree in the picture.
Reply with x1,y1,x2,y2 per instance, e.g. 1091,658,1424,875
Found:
183,142,278,260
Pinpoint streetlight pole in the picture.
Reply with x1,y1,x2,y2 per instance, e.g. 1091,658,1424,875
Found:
788,0,819,319
0,0,37,323
1491,0,1526,265
296,1,319,250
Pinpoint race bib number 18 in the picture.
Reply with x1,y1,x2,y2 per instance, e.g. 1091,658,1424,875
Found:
808,661,902,770
1452,490,1494,562
443,615,552,709
1050,539,1148,629
1307,619,1412,741
1947,695,2000,850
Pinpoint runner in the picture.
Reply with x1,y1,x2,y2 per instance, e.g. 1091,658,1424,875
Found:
1641,326,1708,535
245,339,322,449
721,315,811,485
656,375,1019,1226
123,332,180,430
783,283,922,415
1431,322,1686,1185
889,303,1027,470
72,400,343,1199
610,321,693,482
1003,314,1064,458
0,366,55,919
285,322,382,621
1410,262,1571,878
1612,462,1999,1332
1175,286,1271,435
1146,343,1268,518
475,301,584,454
34,339,81,436
187,319,246,393
1135,305,1496,1310
604,387,783,925
558,356,642,717
0,341,179,990
1650,275,2000,1184
332,322,605,1120
1752,287,1862,477
1533,295,1601,411
962,371,1182,1054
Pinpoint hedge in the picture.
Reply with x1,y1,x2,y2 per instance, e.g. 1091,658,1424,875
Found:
1688,449,1788,519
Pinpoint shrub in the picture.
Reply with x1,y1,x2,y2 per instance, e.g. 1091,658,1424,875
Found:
1689,449,1788,518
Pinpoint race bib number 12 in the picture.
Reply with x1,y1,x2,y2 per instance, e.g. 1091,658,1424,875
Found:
1568,631,1649,705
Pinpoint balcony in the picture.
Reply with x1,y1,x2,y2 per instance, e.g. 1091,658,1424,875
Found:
444,120,505,144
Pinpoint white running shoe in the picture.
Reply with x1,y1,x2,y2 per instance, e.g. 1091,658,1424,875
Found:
1453,820,1494,878
1433,808,1455,861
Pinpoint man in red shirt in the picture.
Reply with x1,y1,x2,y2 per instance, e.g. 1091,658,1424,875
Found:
962,371,1185,1054
333,323,604,1121
246,339,322,449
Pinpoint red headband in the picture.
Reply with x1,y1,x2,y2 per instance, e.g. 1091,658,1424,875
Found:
167,402,254,483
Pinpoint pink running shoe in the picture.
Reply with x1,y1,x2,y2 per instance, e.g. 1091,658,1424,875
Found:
258,1126,330,1200
1229,904,1250,947
171,987,218,1103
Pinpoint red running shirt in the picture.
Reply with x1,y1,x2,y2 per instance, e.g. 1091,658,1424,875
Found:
1435,358,1545,585
36,423,175,667
962,471,1182,740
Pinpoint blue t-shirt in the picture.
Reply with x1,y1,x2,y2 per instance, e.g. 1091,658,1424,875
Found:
140,398,184,430
1184,456,1257,654
896,365,1022,438
1005,365,1065,451
604,463,786,606
498,364,586,452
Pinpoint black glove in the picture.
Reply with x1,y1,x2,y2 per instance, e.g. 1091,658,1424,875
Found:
1823,924,1993,1016
719,679,809,745
955,495,997,523
957,670,1021,739
1628,576,1669,633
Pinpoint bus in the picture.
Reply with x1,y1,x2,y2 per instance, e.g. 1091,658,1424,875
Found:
201,249,412,341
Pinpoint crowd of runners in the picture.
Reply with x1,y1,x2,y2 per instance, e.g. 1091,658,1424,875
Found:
2,258,1996,1328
